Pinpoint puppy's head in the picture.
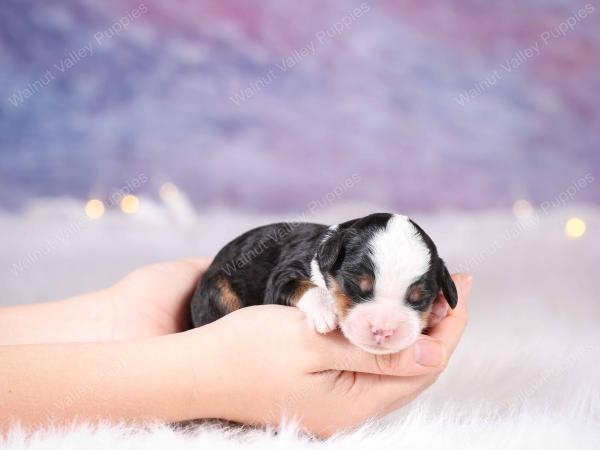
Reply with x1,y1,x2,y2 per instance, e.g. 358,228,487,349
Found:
317,213,457,354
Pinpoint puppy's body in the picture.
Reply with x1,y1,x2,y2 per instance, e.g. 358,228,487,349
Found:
190,213,457,354
191,222,326,326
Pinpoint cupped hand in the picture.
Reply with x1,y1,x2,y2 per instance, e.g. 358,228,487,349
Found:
185,274,471,436
105,258,211,339
107,259,470,436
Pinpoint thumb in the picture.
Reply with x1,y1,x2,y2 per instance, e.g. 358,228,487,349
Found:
314,332,447,376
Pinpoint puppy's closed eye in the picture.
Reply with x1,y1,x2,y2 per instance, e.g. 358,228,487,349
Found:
358,275,374,294
407,283,434,307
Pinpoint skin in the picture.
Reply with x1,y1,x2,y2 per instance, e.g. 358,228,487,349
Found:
0,258,471,437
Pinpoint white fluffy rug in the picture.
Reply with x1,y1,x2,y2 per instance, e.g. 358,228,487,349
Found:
2,200,599,448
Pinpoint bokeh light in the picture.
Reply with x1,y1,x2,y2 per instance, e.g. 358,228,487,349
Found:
565,217,586,239
84,199,104,219
120,194,140,214
512,199,534,220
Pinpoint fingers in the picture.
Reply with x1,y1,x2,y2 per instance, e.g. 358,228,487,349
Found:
372,372,435,412
428,273,471,356
142,258,212,285
180,257,213,272
314,331,447,377
313,273,471,376
369,275,471,407
125,258,211,280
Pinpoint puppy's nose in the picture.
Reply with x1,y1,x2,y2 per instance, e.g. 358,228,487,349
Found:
371,327,396,345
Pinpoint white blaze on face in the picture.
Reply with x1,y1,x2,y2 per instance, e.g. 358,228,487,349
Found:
340,215,432,354
370,215,431,298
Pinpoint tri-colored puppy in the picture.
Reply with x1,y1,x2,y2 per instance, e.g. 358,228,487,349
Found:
190,213,457,354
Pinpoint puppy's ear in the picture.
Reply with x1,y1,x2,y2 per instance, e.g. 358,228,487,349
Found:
317,229,344,273
437,259,458,309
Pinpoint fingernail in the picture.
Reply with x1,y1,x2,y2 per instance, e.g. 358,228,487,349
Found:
415,338,446,367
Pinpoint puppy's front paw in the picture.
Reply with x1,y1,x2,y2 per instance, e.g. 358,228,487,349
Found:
296,287,338,334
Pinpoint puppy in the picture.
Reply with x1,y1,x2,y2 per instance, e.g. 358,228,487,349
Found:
190,213,457,354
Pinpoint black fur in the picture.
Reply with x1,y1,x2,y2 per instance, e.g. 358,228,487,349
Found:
409,219,458,309
191,222,326,327
190,213,456,328
319,214,392,303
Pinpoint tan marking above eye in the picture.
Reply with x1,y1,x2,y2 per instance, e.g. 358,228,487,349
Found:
408,284,424,303
358,275,374,293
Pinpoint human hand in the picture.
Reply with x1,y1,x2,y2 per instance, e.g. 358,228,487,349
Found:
185,274,471,436
0,259,210,345
105,258,211,340
0,266,468,435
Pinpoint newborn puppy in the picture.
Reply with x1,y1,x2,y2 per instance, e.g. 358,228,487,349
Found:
190,213,457,354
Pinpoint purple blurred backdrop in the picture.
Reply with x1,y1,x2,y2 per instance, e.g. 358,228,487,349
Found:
1,0,599,213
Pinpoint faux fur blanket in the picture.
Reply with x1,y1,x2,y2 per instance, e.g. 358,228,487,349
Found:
2,203,599,448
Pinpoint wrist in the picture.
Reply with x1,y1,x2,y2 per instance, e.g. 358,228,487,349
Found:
117,332,211,423
175,323,230,421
